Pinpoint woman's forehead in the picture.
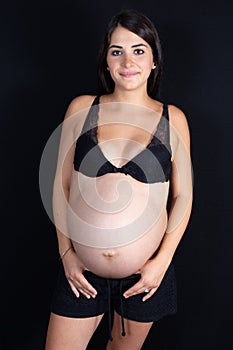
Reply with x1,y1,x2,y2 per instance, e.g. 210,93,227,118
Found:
109,25,147,46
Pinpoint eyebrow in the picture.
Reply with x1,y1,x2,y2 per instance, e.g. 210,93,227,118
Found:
108,43,148,49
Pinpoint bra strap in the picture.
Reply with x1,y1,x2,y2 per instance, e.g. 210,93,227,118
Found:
92,95,100,105
153,103,171,149
80,95,100,135
163,103,169,120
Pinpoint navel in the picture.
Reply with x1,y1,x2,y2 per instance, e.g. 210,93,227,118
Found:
102,250,118,258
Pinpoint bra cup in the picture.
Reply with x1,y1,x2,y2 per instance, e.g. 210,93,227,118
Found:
73,96,172,184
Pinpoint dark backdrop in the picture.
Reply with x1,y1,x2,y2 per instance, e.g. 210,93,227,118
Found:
1,1,232,349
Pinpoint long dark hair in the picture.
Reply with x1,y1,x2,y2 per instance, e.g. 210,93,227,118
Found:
97,9,163,98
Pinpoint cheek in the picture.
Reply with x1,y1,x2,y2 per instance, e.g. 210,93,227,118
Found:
134,55,153,67
106,59,117,81
107,56,120,70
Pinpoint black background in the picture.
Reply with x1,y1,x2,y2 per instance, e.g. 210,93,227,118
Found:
1,0,232,349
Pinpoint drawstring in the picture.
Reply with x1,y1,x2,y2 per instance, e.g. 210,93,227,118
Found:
107,279,113,341
106,278,126,341
119,280,126,337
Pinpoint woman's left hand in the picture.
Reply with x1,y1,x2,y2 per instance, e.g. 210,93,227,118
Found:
123,258,170,302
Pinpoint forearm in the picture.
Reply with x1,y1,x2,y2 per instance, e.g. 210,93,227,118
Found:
53,173,73,256
156,194,193,266
56,228,73,256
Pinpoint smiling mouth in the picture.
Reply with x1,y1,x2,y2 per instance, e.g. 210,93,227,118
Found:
120,72,139,78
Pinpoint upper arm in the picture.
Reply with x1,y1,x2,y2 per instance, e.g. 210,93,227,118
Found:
55,95,96,191
169,105,193,198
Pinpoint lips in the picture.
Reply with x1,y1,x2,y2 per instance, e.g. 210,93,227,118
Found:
119,72,139,78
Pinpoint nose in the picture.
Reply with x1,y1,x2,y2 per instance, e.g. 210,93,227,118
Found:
122,52,133,67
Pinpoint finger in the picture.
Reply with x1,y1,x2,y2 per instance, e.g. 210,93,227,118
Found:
77,274,98,298
76,286,92,299
69,273,97,298
68,279,95,299
142,288,157,302
67,280,80,298
123,280,145,298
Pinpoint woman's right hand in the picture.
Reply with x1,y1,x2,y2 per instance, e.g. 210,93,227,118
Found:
62,248,98,299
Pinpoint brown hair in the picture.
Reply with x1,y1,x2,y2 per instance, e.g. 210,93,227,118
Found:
97,9,163,98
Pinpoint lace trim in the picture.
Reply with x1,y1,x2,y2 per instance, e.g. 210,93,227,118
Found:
84,97,170,149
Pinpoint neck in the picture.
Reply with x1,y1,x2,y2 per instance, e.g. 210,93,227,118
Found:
111,88,152,105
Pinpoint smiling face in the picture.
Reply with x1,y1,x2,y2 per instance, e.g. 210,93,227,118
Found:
106,25,155,94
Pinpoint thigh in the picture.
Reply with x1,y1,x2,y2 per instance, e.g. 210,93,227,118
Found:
106,311,153,350
45,312,104,350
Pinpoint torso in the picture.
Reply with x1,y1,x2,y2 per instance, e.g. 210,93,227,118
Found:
67,95,172,278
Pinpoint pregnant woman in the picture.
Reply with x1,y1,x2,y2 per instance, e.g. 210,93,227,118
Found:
45,9,193,350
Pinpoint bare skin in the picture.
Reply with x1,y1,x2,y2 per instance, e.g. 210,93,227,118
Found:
106,312,153,350
46,313,104,350
46,312,153,350
46,25,192,350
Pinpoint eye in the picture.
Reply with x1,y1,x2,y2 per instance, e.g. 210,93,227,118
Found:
134,49,144,55
111,50,123,56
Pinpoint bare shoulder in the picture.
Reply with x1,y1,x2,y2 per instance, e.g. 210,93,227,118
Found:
64,95,96,120
168,104,189,129
168,104,191,149
168,104,190,136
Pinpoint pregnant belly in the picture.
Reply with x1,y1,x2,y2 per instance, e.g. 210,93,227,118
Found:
72,213,167,278
68,172,169,277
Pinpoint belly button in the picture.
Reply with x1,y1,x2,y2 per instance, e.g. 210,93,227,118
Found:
102,251,117,258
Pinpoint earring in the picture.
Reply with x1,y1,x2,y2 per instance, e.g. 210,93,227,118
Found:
152,65,157,70
107,66,110,71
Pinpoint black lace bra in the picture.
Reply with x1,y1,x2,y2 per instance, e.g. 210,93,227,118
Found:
73,96,172,183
